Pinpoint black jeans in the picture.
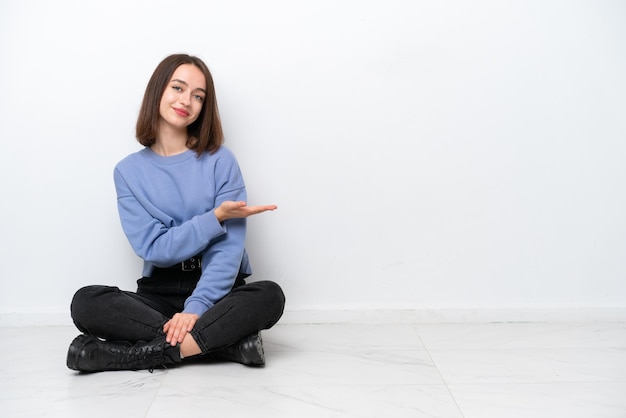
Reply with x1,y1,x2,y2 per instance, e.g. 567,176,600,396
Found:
70,268,285,354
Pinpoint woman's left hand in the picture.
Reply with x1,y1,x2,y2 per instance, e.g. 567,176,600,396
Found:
163,312,199,346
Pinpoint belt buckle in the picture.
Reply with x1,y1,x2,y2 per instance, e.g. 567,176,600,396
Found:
181,257,201,272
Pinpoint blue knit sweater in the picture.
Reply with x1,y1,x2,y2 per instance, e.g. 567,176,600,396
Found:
113,146,251,316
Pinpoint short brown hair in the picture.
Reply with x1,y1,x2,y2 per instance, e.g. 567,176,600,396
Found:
136,54,224,155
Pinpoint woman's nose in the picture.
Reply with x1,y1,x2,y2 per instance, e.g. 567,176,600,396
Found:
179,94,191,106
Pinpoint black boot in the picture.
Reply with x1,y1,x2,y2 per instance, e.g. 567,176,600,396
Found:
212,332,265,367
66,334,181,372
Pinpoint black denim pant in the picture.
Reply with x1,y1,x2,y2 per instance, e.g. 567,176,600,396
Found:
70,268,285,354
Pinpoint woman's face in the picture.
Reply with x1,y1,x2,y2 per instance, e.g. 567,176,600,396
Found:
159,64,207,132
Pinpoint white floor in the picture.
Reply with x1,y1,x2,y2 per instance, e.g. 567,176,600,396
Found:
1,322,626,418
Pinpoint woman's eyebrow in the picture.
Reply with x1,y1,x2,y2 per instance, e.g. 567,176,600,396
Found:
171,79,207,93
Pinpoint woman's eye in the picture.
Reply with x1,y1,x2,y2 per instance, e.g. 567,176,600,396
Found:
194,95,205,103
172,85,182,91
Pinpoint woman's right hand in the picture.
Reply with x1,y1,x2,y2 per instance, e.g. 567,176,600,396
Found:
214,201,277,222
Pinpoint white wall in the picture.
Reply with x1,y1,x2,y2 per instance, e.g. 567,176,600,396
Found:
1,0,625,322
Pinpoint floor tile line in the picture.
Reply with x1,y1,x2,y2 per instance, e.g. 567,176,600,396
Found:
413,325,466,418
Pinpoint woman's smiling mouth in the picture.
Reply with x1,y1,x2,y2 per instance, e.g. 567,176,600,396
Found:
174,107,190,117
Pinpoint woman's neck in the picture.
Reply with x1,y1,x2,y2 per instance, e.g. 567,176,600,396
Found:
152,125,189,156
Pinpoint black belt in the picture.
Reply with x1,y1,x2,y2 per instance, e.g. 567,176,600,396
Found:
164,255,202,272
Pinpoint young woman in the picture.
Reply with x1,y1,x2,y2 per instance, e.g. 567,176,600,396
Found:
66,54,285,372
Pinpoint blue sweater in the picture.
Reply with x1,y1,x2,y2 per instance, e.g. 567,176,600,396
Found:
113,146,251,316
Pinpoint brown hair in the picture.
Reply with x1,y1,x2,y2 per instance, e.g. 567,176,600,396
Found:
136,54,224,155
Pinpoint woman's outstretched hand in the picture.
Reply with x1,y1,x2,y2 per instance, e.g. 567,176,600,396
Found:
214,201,277,223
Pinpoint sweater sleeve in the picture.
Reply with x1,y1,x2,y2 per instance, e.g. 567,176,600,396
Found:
183,155,248,315
114,167,227,267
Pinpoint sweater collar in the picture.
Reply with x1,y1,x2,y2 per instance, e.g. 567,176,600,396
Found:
141,147,196,165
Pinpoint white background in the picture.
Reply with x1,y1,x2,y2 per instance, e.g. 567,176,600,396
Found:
1,0,625,321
